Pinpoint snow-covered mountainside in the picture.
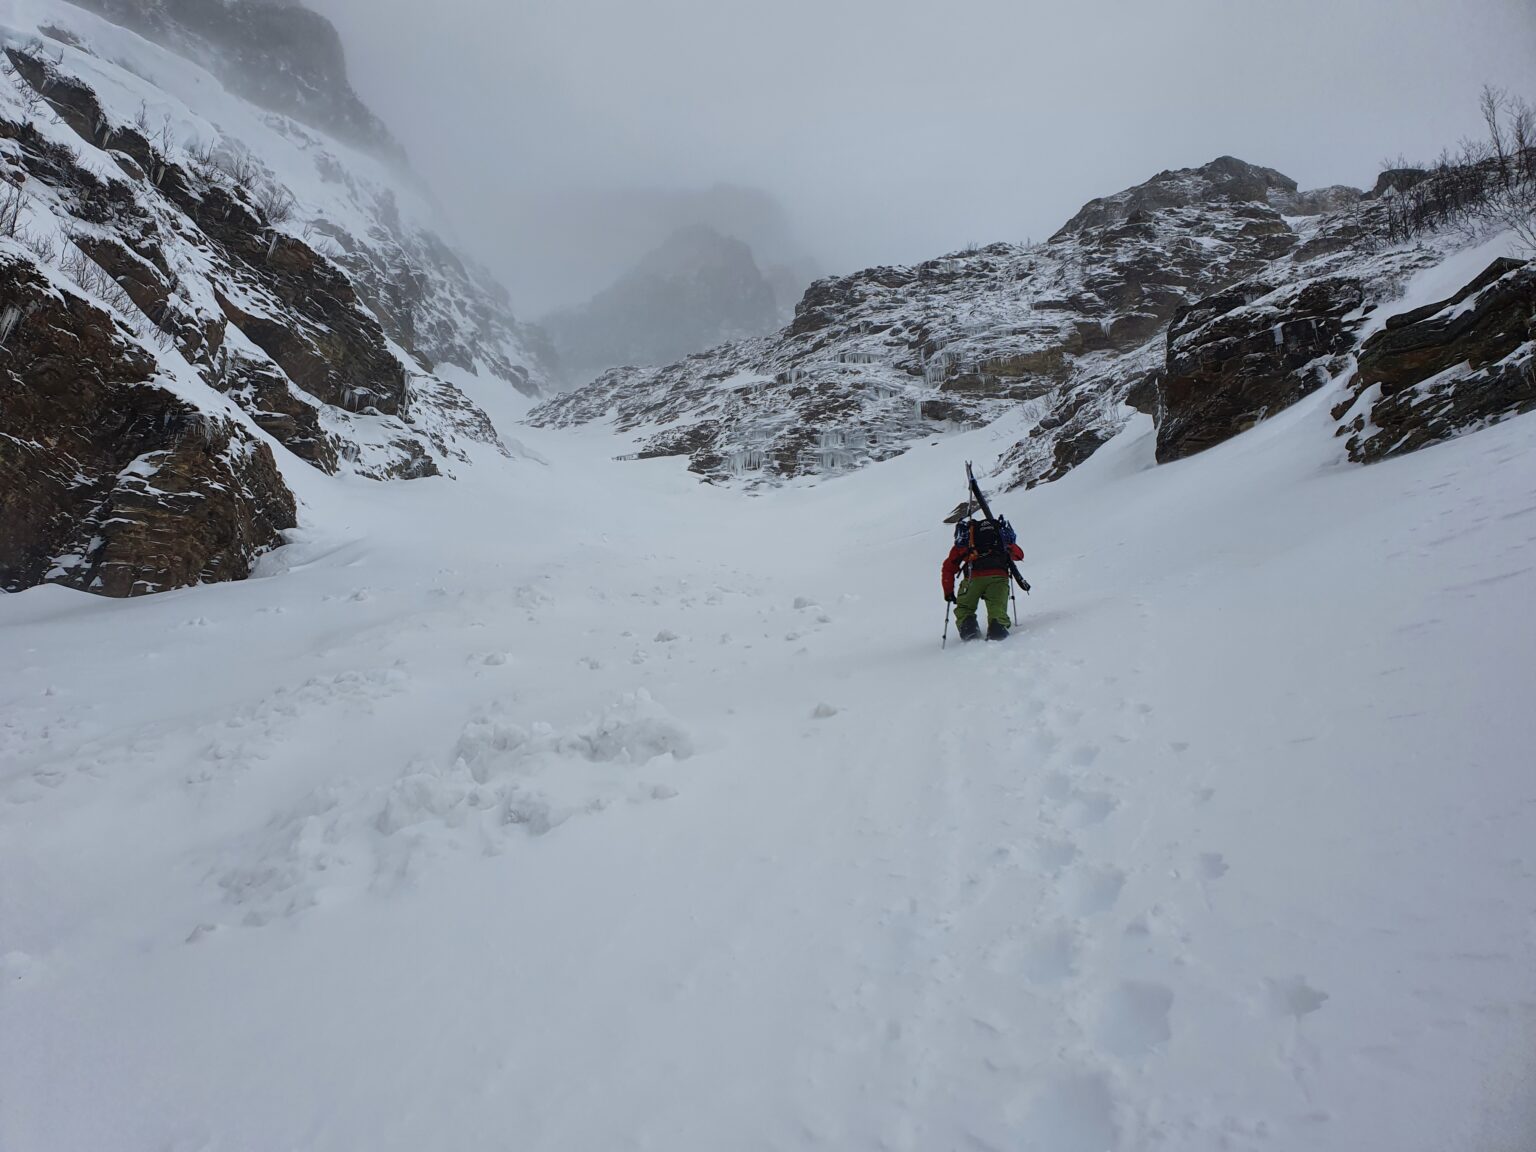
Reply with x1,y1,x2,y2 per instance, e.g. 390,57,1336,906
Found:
0,0,552,597
541,223,782,385
529,157,1533,489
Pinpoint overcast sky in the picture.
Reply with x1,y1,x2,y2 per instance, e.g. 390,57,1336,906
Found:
308,0,1536,316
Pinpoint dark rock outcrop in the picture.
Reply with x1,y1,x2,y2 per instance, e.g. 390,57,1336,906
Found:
0,255,295,596
1155,275,1364,462
1336,259,1536,462
217,352,340,473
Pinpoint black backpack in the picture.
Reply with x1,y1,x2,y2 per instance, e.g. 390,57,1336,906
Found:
955,517,1012,571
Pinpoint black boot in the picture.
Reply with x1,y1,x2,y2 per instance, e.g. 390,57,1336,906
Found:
957,616,981,642
986,619,1010,641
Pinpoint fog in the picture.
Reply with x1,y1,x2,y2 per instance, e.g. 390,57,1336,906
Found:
308,0,1536,317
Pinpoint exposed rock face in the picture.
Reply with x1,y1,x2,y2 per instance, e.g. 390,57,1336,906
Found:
0,254,294,596
1336,258,1536,462
531,157,1371,487
218,351,339,473
1156,275,1365,462
60,0,400,156
168,184,409,417
543,226,781,383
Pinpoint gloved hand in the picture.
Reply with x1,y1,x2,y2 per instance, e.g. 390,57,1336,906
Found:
944,591,955,603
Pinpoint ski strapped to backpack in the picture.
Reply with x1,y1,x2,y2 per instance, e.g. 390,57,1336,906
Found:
964,461,1032,594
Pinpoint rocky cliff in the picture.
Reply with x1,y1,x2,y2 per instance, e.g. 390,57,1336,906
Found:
0,251,295,595
1335,257,1535,462
0,0,551,596
530,155,1530,490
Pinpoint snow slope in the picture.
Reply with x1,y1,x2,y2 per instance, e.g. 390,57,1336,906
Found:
4,374,1535,1149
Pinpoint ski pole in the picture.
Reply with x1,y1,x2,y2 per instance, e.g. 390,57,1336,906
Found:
942,600,951,649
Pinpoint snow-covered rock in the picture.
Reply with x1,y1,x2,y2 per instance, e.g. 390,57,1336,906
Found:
0,0,553,595
0,249,294,595
1337,256,1536,462
1051,154,1341,236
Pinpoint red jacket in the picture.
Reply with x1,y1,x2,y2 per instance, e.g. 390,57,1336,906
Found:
943,541,1024,597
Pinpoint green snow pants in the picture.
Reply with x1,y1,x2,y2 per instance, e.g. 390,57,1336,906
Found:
954,574,1011,629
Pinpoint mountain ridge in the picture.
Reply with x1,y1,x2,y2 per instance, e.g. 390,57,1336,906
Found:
529,155,1531,491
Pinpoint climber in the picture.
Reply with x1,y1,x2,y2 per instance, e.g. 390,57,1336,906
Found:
942,514,1025,641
